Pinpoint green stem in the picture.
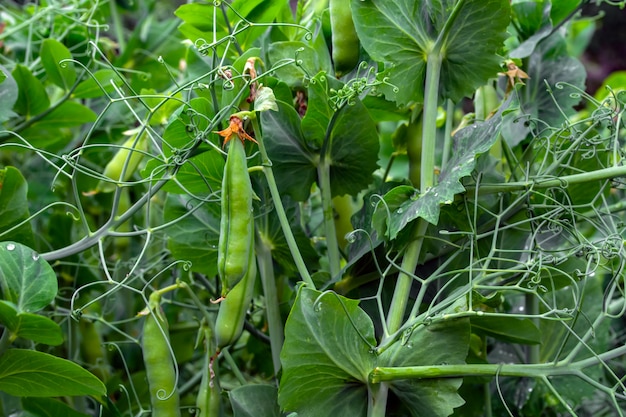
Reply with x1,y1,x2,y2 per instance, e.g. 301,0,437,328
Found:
385,52,442,340
109,0,126,52
370,363,568,383
318,159,342,279
367,382,389,417
441,99,454,170
526,293,540,364
250,115,314,288
466,165,626,195
256,233,284,375
221,347,247,385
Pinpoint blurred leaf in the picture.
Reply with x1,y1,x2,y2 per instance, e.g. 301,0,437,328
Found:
32,101,97,128
0,350,106,397
12,65,50,118
40,38,76,90
72,69,124,99
0,301,63,345
230,385,280,417
0,65,18,123
352,0,511,105
267,41,321,87
0,241,56,313
0,166,35,247
254,86,278,112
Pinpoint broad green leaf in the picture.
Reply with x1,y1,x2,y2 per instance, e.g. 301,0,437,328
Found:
40,38,76,90
327,98,380,197
0,166,35,247
0,301,63,345
352,0,511,105
23,397,92,417
32,101,97,128
375,98,510,239
0,65,18,123
301,72,335,147
0,241,57,313
550,0,582,25
72,69,124,98
230,385,280,417
164,194,220,276
12,65,50,118
471,315,541,345
279,287,377,417
261,96,379,201
260,100,316,201
0,349,106,397
378,316,470,417
509,0,552,59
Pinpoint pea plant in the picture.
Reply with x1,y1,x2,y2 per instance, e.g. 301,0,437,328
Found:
2,0,626,416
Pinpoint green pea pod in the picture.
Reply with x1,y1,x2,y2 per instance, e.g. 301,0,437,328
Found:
330,0,360,76
217,138,254,297
195,324,221,417
215,233,257,349
96,130,148,193
142,292,181,417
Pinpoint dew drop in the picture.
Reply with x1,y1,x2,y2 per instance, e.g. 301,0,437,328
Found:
396,208,404,214
32,252,40,261
476,311,484,316
6,243,15,251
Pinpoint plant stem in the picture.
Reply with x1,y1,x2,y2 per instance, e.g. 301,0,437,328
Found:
250,115,315,288
441,99,454,170
466,165,626,195
256,232,284,375
318,158,342,280
384,52,442,340
526,293,540,364
367,382,389,417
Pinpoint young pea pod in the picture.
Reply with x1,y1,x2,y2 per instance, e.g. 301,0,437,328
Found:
217,138,254,297
195,323,221,417
215,233,257,349
329,0,360,76
142,292,181,417
95,130,148,193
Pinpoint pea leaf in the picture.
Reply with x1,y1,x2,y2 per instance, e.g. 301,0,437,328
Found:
230,385,280,417
261,89,379,200
375,97,511,238
0,65,18,123
279,287,376,417
471,315,541,345
0,166,35,247
40,38,76,90
378,315,470,417
12,65,50,117
163,194,220,276
0,301,63,345
32,101,97,128
352,0,511,106
72,69,124,99
0,349,106,397
0,241,57,313
23,397,92,417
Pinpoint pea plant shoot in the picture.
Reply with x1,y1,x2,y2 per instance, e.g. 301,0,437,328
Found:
2,0,626,416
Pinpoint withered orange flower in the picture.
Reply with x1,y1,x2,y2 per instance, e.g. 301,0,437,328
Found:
500,61,529,88
215,115,257,147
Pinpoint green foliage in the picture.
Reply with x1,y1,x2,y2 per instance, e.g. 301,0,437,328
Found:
2,1,626,416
